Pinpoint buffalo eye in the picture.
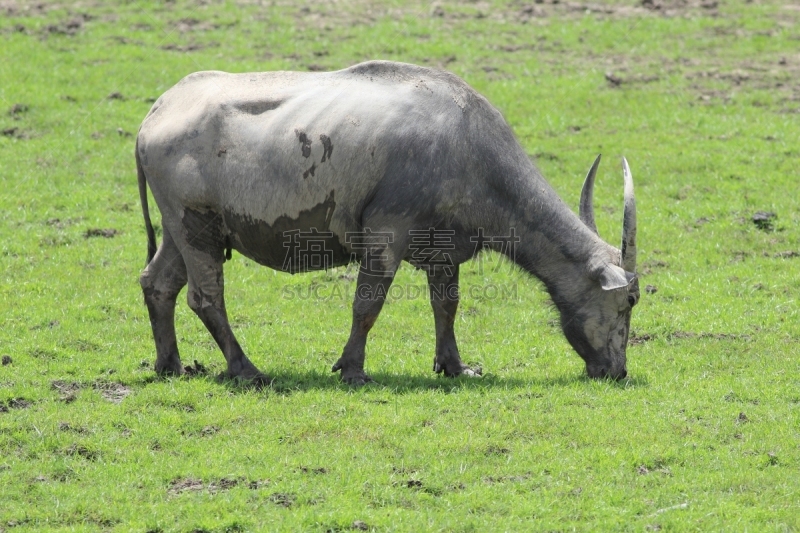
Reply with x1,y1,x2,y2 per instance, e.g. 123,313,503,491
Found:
627,295,637,307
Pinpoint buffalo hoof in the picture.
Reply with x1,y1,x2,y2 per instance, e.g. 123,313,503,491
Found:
155,359,184,376
339,370,373,387
331,358,373,386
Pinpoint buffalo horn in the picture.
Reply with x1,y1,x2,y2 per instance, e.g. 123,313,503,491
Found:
579,154,602,234
621,157,637,273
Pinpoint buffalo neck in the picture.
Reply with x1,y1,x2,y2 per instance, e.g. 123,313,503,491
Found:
478,156,612,306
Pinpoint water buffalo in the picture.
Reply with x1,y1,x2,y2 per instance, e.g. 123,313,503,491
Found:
136,60,639,385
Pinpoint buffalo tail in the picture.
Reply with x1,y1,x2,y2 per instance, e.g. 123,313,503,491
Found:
136,138,157,265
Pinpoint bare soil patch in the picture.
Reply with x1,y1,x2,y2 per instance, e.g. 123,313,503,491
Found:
84,228,119,238
629,332,655,346
668,331,750,341
93,381,131,403
168,476,269,495
1,397,32,412
51,379,82,402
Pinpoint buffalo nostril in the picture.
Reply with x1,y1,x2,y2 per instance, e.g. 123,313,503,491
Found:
599,368,608,378
618,369,627,380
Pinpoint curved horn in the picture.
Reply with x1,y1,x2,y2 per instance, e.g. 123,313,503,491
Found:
621,157,637,273
579,154,602,234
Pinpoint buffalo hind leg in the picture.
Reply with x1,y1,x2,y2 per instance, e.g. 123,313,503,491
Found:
428,265,481,377
140,228,188,375
178,218,270,386
332,256,397,385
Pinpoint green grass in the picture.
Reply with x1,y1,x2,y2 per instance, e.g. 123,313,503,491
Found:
1,0,799,530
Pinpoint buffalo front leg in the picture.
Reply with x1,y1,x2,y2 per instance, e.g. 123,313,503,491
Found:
139,228,188,375
427,266,481,377
332,257,397,385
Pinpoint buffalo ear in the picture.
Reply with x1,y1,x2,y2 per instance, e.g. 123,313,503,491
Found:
595,263,630,291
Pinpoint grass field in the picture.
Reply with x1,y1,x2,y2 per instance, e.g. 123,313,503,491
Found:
1,0,799,530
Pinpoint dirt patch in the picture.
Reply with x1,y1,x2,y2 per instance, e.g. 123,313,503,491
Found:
42,13,92,36
58,422,89,434
269,492,295,507
183,359,207,376
1,397,32,412
485,445,510,456
51,380,82,402
773,250,799,258
173,17,227,33
637,463,672,476
297,466,328,474
46,217,83,229
723,392,759,405
1,355,11,366
640,259,668,276
7,103,28,118
514,0,718,22
168,477,204,494
752,211,777,231
168,476,268,495
1,1,52,17
200,425,219,436
161,42,218,52
93,381,131,403
484,473,530,484
668,331,750,341
29,320,59,331
1,126,34,139
84,228,119,238
64,443,99,461
51,380,81,393
629,332,655,346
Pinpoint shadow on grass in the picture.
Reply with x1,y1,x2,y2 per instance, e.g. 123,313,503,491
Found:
130,368,649,395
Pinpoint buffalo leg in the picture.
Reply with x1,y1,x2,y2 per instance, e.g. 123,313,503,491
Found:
332,256,397,385
175,212,269,385
427,265,480,377
140,228,188,375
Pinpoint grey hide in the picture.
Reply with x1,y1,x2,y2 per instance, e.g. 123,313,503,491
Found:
136,60,639,385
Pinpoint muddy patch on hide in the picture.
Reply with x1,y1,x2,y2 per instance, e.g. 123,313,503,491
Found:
224,190,350,272
182,207,225,259
319,134,333,162
234,99,283,115
295,129,312,157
